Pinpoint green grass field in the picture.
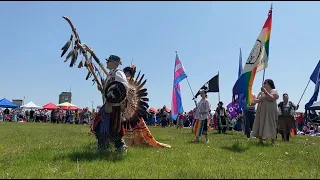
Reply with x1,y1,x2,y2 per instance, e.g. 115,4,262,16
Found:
0,122,319,179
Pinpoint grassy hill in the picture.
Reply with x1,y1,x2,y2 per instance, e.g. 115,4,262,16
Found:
0,122,319,179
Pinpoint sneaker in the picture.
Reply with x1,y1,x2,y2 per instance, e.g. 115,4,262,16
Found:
97,148,103,153
116,147,128,155
247,138,250,141
191,139,200,143
105,148,111,153
205,139,209,144
97,147,111,153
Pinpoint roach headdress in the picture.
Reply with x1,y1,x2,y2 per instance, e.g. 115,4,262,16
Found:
123,65,137,77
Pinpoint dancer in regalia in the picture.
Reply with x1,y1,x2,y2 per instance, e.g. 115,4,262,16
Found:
94,55,128,153
90,55,151,154
123,65,171,148
59,16,150,155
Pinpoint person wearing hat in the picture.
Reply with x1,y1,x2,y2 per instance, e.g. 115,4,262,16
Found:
216,101,228,133
94,55,129,154
98,55,126,95
192,89,211,143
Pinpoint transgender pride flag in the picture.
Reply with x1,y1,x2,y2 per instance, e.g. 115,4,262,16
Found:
171,52,187,120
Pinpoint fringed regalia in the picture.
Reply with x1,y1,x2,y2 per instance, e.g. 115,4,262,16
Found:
59,16,150,153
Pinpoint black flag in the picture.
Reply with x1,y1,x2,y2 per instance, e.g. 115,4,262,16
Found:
194,73,219,98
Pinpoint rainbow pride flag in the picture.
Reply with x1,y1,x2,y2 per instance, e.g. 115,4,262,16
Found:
233,6,273,106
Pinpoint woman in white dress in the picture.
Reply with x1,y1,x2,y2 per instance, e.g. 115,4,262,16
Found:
252,79,279,145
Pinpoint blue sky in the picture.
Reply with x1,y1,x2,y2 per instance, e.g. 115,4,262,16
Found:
0,1,319,111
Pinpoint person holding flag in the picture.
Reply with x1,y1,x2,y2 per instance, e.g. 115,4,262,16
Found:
251,79,279,145
192,89,211,143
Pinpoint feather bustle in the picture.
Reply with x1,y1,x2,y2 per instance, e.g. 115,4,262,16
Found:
137,91,148,97
123,69,149,127
137,79,147,90
138,101,149,109
140,97,149,102
137,74,145,84
135,71,141,80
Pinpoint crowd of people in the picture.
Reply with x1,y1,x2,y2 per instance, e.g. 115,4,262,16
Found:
0,107,94,125
187,79,320,144
2,80,320,146
137,79,320,144
143,103,247,133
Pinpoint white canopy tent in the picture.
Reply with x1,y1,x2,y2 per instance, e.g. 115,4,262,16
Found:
21,101,41,109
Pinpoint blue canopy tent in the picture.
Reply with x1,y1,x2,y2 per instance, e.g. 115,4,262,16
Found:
0,98,19,108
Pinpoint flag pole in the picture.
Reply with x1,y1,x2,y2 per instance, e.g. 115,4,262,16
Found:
186,78,196,102
218,71,221,102
262,69,266,86
175,51,197,104
186,77,203,119
297,79,311,106
262,4,273,86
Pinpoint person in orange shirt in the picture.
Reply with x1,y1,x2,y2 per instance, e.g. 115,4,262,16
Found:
296,112,304,132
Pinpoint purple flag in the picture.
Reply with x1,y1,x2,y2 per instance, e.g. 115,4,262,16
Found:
227,102,239,119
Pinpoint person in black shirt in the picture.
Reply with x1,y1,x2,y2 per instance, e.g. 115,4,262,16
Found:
29,109,35,122
278,93,298,141
4,108,9,115
3,108,10,121
159,106,168,128
216,102,227,134
65,107,72,123
25,110,29,121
